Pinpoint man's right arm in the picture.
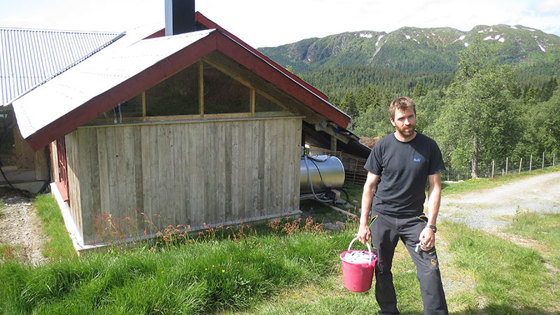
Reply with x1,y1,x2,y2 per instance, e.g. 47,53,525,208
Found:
357,171,380,244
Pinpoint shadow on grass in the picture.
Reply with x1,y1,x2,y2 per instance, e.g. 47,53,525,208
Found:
399,304,556,315
449,303,558,315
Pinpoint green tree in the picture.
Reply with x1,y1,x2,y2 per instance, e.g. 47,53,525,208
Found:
413,84,426,98
415,90,444,135
339,90,357,118
434,40,520,178
517,89,560,158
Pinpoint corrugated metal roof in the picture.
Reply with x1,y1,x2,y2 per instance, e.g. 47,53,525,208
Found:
14,29,215,140
0,27,123,106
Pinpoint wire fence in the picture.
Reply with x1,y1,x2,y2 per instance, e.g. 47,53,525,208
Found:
308,147,558,185
443,152,558,182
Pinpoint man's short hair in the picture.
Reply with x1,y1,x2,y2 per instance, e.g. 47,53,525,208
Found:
389,97,416,119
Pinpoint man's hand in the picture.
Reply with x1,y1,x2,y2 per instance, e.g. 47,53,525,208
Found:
419,227,435,250
357,223,371,245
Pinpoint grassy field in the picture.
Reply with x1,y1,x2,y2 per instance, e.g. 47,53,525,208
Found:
1,167,559,314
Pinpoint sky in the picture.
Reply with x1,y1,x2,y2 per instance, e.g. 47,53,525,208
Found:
1,0,560,48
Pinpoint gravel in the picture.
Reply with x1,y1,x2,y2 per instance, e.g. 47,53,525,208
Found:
0,191,49,266
439,171,560,231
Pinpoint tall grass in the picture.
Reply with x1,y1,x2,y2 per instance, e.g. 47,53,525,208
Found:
33,194,76,261
0,220,353,314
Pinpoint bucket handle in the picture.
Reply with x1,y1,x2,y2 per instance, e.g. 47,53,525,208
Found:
348,237,373,266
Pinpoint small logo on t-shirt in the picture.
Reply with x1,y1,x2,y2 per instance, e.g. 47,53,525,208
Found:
413,157,422,162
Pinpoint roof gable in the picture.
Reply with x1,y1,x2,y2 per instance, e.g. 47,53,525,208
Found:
12,16,351,151
0,28,123,106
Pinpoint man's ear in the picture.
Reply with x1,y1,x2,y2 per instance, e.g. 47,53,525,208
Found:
390,118,396,127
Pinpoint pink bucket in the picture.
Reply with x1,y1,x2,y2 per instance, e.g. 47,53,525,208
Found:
340,237,377,292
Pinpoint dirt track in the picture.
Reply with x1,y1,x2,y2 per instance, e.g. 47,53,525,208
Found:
0,194,48,265
439,171,560,230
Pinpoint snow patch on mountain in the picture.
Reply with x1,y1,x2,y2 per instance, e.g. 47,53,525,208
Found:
375,34,384,47
452,34,467,43
483,34,506,43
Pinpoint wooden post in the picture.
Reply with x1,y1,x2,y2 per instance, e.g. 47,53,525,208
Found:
250,88,256,115
141,91,146,119
542,151,545,169
491,160,495,178
529,154,533,172
519,158,522,173
505,157,509,175
330,135,337,155
198,62,204,117
352,158,358,184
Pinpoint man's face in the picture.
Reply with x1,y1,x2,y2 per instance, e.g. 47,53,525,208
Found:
391,108,416,138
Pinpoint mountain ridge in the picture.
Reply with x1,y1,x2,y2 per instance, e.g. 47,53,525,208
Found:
258,24,560,77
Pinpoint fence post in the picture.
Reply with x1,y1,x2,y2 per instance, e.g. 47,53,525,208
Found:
519,158,523,174
542,151,545,169
529,154,533,172
491,160,495,178
505,157,509,175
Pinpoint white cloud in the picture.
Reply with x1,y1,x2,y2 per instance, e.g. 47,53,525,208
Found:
538,0,560,13
1,0,559,47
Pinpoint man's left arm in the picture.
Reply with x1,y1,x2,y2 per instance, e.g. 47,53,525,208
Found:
419,172,442,249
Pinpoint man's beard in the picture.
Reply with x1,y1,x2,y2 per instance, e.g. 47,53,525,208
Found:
396,124,415,137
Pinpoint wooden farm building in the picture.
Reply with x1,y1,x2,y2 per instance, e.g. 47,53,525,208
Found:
6,8,369,249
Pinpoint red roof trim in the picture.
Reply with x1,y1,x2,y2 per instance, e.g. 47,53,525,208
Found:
194,12,330,101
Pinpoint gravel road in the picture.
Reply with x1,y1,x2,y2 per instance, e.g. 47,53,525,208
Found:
439,171,560,231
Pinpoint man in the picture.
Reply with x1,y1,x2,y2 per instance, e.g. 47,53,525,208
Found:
357,96,448,314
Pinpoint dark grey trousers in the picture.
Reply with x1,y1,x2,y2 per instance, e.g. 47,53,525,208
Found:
370,211,448,315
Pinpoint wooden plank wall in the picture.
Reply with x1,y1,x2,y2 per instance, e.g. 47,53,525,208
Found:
65,117,302,244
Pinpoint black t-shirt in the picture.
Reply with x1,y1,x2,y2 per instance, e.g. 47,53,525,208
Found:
364,132,445,216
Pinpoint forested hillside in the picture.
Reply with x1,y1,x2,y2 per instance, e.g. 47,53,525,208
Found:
259,24,560,178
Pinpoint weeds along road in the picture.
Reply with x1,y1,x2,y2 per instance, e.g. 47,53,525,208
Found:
439,171,560,231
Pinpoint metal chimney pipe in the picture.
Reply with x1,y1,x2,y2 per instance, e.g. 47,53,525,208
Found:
165,0,196,36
